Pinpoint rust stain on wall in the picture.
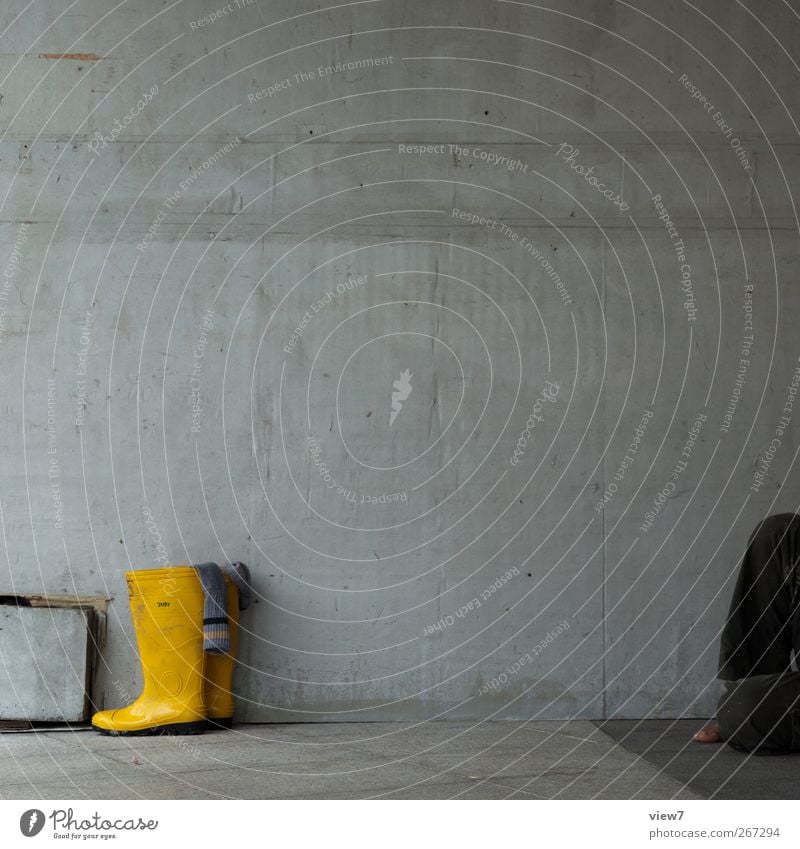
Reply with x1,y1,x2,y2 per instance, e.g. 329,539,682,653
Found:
38,53,104,61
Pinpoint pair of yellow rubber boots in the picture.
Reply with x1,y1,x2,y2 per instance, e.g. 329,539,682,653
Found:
92,567,240,735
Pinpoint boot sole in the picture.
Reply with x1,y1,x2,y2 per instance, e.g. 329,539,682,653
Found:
205,717,233,730
92,720,206,736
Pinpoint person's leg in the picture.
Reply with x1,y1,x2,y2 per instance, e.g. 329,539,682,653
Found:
717,671,800,753
695,514,800,745
718,514,800,679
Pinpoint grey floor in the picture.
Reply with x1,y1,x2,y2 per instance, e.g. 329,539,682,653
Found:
598,719,800,800
0,720,793,800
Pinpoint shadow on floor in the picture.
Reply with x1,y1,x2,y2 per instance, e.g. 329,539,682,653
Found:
595,719,800,799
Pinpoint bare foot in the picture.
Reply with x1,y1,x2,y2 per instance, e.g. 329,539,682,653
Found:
693,722,721,743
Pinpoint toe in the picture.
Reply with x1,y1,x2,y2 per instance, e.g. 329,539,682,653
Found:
693,723,721,743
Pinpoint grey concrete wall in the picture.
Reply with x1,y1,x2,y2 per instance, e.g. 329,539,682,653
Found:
1,0,799,721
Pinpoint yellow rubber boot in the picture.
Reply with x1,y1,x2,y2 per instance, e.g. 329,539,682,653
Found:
92,567,207,736
204,576,240,729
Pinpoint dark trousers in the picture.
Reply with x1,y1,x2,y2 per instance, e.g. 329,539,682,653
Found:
716,514,800,753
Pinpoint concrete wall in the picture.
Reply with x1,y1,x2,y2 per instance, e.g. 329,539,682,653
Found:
1,0,799,720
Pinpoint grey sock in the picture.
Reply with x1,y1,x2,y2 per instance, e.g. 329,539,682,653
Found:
193,561,229,654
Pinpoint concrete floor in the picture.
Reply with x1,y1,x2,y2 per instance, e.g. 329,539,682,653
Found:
599,719,800,800
0,719,766,800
